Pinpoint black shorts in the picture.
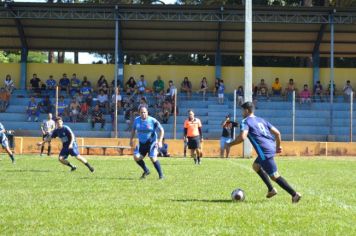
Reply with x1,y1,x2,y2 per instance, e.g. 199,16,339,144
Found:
187,136,200,150
42,134,51,142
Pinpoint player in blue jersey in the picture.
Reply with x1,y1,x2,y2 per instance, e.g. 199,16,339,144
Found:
227,102,301,203
42,117,94,172
129,106,164,179
0,123,15,164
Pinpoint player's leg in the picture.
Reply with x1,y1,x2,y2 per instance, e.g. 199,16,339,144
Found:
2,139,15,164
58,152,77,171
47,140,52,156
71,144,94,172
195,137,202,164
187,137,197,164
133,143,150,178
220,138,225,158
252,158,275,197
149,142,164,179
225,143,231,158
40,135,45,156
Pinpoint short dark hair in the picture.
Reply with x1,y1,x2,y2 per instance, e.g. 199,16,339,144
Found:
55,116,62,122
241,101,254,112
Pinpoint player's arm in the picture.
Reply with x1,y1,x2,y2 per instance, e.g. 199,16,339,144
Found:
198,127,203,142
156,122,164,148
270,126,282,153
183,128,187,141
67,128,75,149
129,126,136,147
228,130,248,147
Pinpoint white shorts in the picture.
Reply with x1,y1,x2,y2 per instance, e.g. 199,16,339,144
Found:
218,93,224,99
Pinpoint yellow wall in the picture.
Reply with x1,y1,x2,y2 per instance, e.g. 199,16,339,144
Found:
0,63,354,93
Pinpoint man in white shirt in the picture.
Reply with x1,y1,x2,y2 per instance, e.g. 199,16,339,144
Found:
40,113,56,156
343,80,354,101
97,90,109,114
137,75,147,95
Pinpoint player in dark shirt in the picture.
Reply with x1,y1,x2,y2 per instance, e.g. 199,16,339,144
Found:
227,102,301,203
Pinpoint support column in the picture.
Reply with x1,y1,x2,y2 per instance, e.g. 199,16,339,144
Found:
215,22,222,80
329,11,335,137
20,47,28,90
312,51,320,86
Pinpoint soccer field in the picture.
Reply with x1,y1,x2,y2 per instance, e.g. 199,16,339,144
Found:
0,155,355,235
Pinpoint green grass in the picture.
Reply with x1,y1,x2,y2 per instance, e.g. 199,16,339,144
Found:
0,155,355,235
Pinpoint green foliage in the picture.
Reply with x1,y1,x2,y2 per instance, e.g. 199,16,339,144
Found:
0,51,48,63
0,156,355,235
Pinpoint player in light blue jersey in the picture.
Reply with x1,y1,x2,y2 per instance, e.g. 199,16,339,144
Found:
129,106,164,179
41,117,94,172
227,102,301,203
0,122,15,164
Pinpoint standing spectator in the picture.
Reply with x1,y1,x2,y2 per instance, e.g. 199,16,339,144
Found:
196,77,209,99
314,81,324,102
81,76,91,87
343,80,354,101
39,95,53,114
27,96,39,122
285,78,297,101
327,80,336,96
97,90,109,114
59,73,70,96
271,77,282,96
4,74,15,94
137,75,147,95
69,99,80,123
213,78,220,96
70,73,81,97
0,87,10,112
57,96,68,120
40,113,55,156
220,114,238,158
236,86,244,106
153,75,165,95
299,84,312,104
183,109,203,165
181,77,192,99
126,77,137,95
217,79,225,104
45,75,57,96
257,79,269,99
158,138,170,157
29,73,42,97
91,104,105,130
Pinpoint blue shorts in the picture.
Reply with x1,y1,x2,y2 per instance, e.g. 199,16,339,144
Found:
254,156,278,176
134,141,158,158
220,137,232,149
60,142,80,159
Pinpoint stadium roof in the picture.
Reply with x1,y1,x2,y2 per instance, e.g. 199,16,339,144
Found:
1,3,356,57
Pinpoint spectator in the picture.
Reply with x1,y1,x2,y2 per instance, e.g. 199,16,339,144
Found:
81,76,91,87
125,77,137,95
155,90,166,109
97,90,109,114
314,81,324,102
100,82,110,95
27,96,39,122
213,78,220,96
80,82,92,98
97,75,109,93
158,100,172,124
343,80,354,101
137,75,147,95
69,99,80,123
57,96,68,119
166,80,177,102
271,77,282,96
181,77,192,99
327,80,336,96
45,75,57,96
285,78,297,101
217,79,225,104
158,138,170,157
91,104,105,130
59,73,70,96
75,92,85,104
124,98,135,131
153,75,164,95
70,73,81,97
236,86,244,106
111,87,122,112
137,97,149,111
257,79,269,98
196,77,208,98
111,78,122,91
29,73,42,97
4,74,15,94
0,87,10,112
78,102,89,122
299,84,312,104
220,114,238,158
39,95,53,114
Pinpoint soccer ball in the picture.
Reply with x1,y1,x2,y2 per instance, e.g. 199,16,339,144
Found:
231,188,245,201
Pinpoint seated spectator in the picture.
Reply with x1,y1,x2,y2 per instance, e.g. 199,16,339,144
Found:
137,75,147,95
27,96,39,122
81,76,91,88
57,96,68,119
78,102,89,122
155,90,166,108
158,100,172,124
343,80,354,101
0,87,11,112
125,77,137,95
97,75,109,94
69,99,80,123
137,97,149,111
257,79,269,98
85,93,94,107
45,75,57,96
70,73,81,97
181,77,192,99
123,98,135,131
80,83,92,98
39,96,53,114
314,81,324,102
217,79,225,104
97,90,109,114
91,104,105,130
327,80,336,96
285,78,297,101
75,92,85,104
59,73,70,96
271,77,282,96
100,82,109,95
153,75,164,95
158,138,170,157
4,74,15,94
166,80,177,102
29,73,42,97
213,78,220,96
299,84,312,104
196,77,208,98
236,86,244,106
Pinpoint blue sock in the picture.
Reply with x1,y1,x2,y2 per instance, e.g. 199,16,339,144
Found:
136,160,149,173
153,160,163,177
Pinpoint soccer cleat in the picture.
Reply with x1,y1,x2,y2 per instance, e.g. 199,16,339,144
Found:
70,166,77,172
292,192,302,203
194,158,197,164
266,188,278,198
140,171,150,179
158,175,164,180
89,166,95,173
40,153,43,157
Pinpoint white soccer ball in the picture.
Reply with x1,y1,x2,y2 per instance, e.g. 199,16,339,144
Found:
231,188,245,201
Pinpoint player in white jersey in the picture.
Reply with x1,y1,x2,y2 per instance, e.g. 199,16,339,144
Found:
40,113,55,156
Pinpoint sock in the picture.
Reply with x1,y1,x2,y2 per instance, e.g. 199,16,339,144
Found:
9,154,15,162
85,162,94,170
136,160,149,173
153,160,163,177
257,169,274,191
40,145,44,154
66,162,74,168
275,176,296,196
47,146,51,156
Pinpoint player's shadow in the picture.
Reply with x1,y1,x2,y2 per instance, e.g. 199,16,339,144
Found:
79,177,137,181
4,169,51,173
170,199,233,203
